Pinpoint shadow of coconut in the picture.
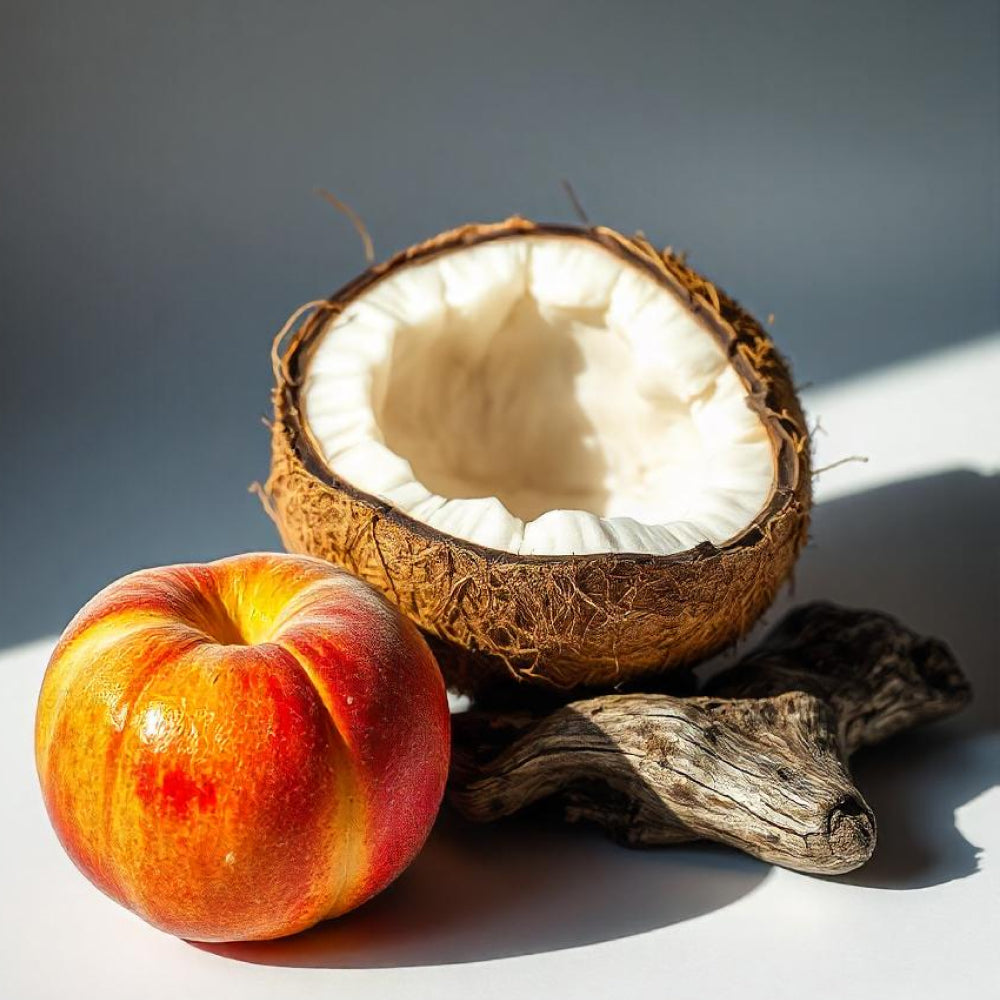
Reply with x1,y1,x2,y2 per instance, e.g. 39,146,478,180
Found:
196,808,768,968
200,470,998,967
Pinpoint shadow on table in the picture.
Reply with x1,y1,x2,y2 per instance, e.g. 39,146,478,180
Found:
769,469,999,890
201,470,998,967
843,728,997,889
198,810,768,967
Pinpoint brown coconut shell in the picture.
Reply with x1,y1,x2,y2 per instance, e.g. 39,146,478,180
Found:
262,217,811,696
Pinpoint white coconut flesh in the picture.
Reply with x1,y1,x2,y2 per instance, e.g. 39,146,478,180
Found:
300,235,776,557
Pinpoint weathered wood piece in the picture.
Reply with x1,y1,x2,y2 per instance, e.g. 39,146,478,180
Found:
449,603,971,875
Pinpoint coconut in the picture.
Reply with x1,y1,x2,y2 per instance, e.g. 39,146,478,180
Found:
264,217,811,695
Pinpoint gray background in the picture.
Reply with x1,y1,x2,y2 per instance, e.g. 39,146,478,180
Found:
1,0,997,645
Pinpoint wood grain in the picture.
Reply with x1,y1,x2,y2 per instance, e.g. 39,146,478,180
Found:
449,603,971,874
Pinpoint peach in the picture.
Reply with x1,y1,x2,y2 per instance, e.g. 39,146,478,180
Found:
34,553,450,942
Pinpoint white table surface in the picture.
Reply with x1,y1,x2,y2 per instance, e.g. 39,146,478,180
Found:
2,336,998,1000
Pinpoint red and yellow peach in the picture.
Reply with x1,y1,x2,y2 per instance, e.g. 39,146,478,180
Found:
35,553,450,941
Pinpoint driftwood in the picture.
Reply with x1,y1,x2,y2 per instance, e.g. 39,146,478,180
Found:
449,603,971,875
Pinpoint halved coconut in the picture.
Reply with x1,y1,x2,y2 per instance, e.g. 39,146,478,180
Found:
265,217,810,694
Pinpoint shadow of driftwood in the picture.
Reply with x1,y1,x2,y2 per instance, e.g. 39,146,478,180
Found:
843,729,997,889
196,809,767,968
763,470,999,889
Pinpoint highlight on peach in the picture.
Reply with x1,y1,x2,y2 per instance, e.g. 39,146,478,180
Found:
34,553,451,942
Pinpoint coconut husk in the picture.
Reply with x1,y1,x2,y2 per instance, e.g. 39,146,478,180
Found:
263,218,811,695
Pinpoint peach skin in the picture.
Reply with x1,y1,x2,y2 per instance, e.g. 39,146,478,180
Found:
34,553,451,942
